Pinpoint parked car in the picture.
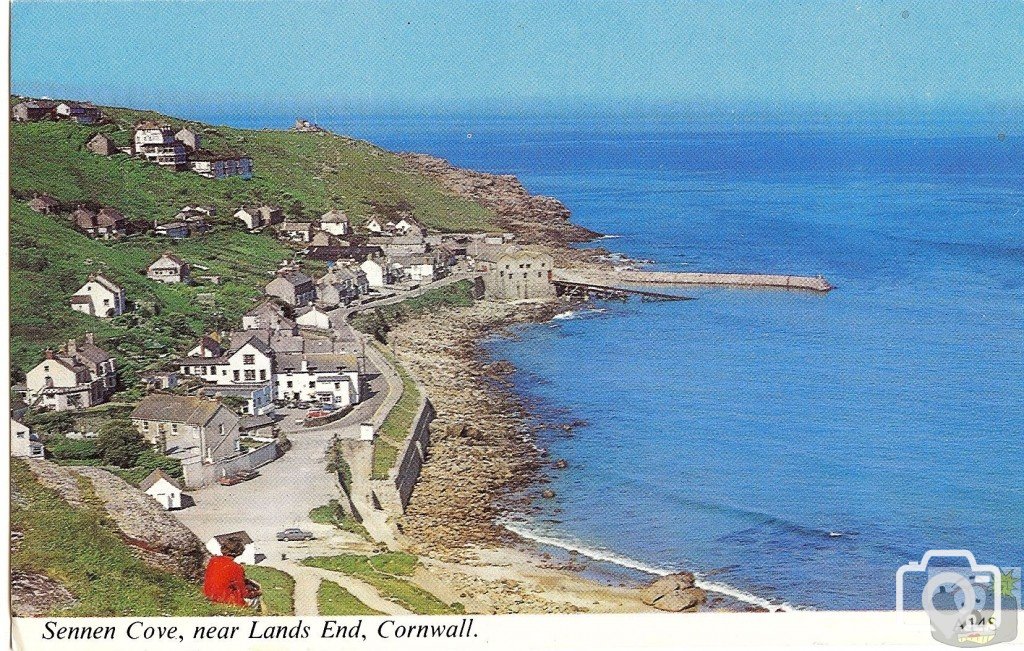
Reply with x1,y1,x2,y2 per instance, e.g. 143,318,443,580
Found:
276,528,314,542
307,410,329,419
235,469,259,481
218,474,242,486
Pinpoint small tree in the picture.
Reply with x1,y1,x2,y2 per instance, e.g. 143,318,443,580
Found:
96,419,149,468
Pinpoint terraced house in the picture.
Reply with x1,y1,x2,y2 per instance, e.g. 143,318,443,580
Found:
177,333,275,386
24,333,117,411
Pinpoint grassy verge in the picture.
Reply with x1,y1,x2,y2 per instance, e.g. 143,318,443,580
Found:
369,344,423,479
302,553,462,615
308,500,372,541
244,566,295,616
317,580,384,616
10,460,237,616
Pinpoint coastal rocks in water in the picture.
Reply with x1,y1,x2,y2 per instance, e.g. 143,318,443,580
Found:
553,459,569,470
541,489,556,499
640,573,707,613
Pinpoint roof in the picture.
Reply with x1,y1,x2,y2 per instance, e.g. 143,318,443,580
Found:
130,395,226,426
239,414,276,430
89,274,123,293
75,342,112,364
150,252,186,268
320,209,349,223
139,468,183,492
226,333,274,357
244,300,284,319
272,270,314,288
191,335,225,356
29,195,60,207
305,246,383,262
135,121,171,131
213,531,253,546
276,352,358,373
281,222,314,232
190,149,249,162
15,100,57,109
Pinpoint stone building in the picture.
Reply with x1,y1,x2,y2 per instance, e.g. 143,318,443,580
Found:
134,122,187,169
86,133,118,156
147,252,190,284
131,394,241,462
483,247,556,301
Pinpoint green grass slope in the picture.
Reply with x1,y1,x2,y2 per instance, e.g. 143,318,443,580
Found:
8,103,496,383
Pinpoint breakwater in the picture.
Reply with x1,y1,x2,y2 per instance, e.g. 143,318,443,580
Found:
554,269,833,293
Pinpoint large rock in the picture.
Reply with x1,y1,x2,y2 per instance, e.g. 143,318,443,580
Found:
640,572,707,612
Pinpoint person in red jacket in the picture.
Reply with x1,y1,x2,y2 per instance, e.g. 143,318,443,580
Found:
203,536,259,607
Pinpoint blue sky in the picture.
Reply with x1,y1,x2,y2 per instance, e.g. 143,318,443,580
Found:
10,0,1024,119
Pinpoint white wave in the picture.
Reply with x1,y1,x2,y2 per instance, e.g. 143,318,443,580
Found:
552,308,606,321
502,521,798,612
597,234,623,240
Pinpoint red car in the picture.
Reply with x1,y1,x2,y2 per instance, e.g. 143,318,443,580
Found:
218,474,242,486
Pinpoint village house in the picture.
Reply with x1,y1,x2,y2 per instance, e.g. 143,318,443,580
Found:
483,247,556,301
72,206,126,239
147,252,190,284
234,206,263,230
70,273,126,317
178,333,275,387
10,418,44,459
241,301,297,333
315,266,362,308
364,216,389,234
369,235,428,257
140,469,184,510
133,122,187,169
189,152,253,180
198,383,275,416
278,221,315,242
174,127,200,151
390,254,441,283
275,353,361,407
86,133,118,156
25,334,117,411
188,334,226,358
154,221,191,239
394,216,427,237
140,370,179,391
207,532,258,565
55,101,102,124
11,99,56,122
305,245,384,264
360,257,392,288
319,209,350,236
27,194,60,214
258,205,285,226
265,269,316,307
309,231,339,247
296,306,333,330
131,394,241,463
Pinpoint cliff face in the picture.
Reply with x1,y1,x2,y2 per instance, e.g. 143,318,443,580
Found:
24,460,209,581
398,152,601,245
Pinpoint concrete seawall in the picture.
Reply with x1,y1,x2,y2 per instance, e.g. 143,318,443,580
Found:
555,269,833,293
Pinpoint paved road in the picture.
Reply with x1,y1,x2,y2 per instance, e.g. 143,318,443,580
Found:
174,347,393,560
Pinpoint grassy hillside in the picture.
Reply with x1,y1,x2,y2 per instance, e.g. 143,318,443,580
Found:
8,103,496,382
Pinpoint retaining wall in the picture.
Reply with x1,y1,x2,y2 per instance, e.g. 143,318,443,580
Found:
181,441,280,489
555,269,832,292
369,396,434,514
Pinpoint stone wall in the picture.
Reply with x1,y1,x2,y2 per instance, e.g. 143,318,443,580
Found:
369,397,434,514
181,441,280,489
554,269,833,293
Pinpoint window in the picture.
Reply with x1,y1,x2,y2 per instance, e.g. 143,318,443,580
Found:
243,355,255,365
286,381,293,388
43,365,49,372
309,381,316,388
233,370,240,381
103,299,110,306
259,370,267,381
244,370,256,381
171,424,178,433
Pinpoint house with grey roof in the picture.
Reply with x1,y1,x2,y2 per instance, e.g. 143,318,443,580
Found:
319,209,350,236
70,273,126,317
147,252,190,284
278,221,315,242
139,468,184,510
24,333,116,411
275,352,361,407
265,269,316,307
131,394,240,463
27,194,60,214
11,99,56,122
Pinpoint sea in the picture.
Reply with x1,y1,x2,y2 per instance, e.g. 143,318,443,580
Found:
198,110,1023,610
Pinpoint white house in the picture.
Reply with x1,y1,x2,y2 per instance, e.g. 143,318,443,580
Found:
319,209,350,236
134,122,187,169
275,353,361,407
296,306,333,330
25,334,117,411
390,254,438,283
177,334,274,386
190,153,253,180
360,258,391,288
198,382,275,416
365,217,386,233
10,418,44,458
278,222,314,242
206,532,258,565
70,274,126,317
234,206,263,230
146,252,190,284
139,469,183,510
394,216,427,237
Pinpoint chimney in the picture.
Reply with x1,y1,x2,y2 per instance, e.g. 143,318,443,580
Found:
67,338,77,356
84,332,94,345
44,349,55,360
301,359,309,372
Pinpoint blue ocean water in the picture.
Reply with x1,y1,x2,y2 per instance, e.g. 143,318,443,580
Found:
209,111,1023,609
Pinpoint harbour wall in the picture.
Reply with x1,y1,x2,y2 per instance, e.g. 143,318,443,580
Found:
554,269,833,293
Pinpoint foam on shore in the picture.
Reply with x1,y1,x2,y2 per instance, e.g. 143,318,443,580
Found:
502,521,798,613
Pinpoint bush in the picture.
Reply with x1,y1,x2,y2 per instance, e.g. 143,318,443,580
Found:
96,419,149,468
46,436,100,461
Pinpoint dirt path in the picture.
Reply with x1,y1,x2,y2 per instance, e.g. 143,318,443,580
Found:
265,559,411,616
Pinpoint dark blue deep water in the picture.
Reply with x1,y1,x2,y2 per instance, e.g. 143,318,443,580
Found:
211,112,1023,609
